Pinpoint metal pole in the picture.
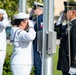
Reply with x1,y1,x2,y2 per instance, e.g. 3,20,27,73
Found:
19,0,26,13
42,0,54,75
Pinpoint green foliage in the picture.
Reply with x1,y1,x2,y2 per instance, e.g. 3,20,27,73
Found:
0,0,43,18
3,53,12,75
27,0,43,7
27,0,34,8
68,0,76,3
0,0,19,18
3,44,12,75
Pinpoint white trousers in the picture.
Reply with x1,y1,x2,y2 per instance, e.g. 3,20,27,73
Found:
11,64,32,75
0,51,6,75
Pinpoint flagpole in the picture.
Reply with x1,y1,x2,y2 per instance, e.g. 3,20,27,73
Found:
19,0,26,13
42,0,56,75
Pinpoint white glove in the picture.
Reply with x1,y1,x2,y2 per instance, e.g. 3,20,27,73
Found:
69,67,76,74
28,20,35,28
56,12,65,25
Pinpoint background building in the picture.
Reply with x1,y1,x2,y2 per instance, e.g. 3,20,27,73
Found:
54,0,67,16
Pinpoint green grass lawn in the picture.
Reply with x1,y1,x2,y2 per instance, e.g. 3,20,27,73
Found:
6,44,62,75
6,44,13,55
53,45,62,75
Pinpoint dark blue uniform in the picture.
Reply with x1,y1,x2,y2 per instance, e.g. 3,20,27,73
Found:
33,14,43,75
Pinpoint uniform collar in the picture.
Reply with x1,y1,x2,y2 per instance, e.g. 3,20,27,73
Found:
70,18,76,22
67,18,76,26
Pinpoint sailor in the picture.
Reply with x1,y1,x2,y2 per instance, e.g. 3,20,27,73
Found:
10,12,36,75
0,9,8,75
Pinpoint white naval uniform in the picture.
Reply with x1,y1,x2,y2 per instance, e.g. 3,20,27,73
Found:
0,15,8,75
10,27,36,75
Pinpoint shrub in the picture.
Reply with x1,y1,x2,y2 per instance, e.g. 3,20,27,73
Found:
3,53,12,75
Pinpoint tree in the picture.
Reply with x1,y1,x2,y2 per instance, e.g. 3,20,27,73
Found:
0,0,18,18
27,0,43,8
0,0,43,18
68,0,76,3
